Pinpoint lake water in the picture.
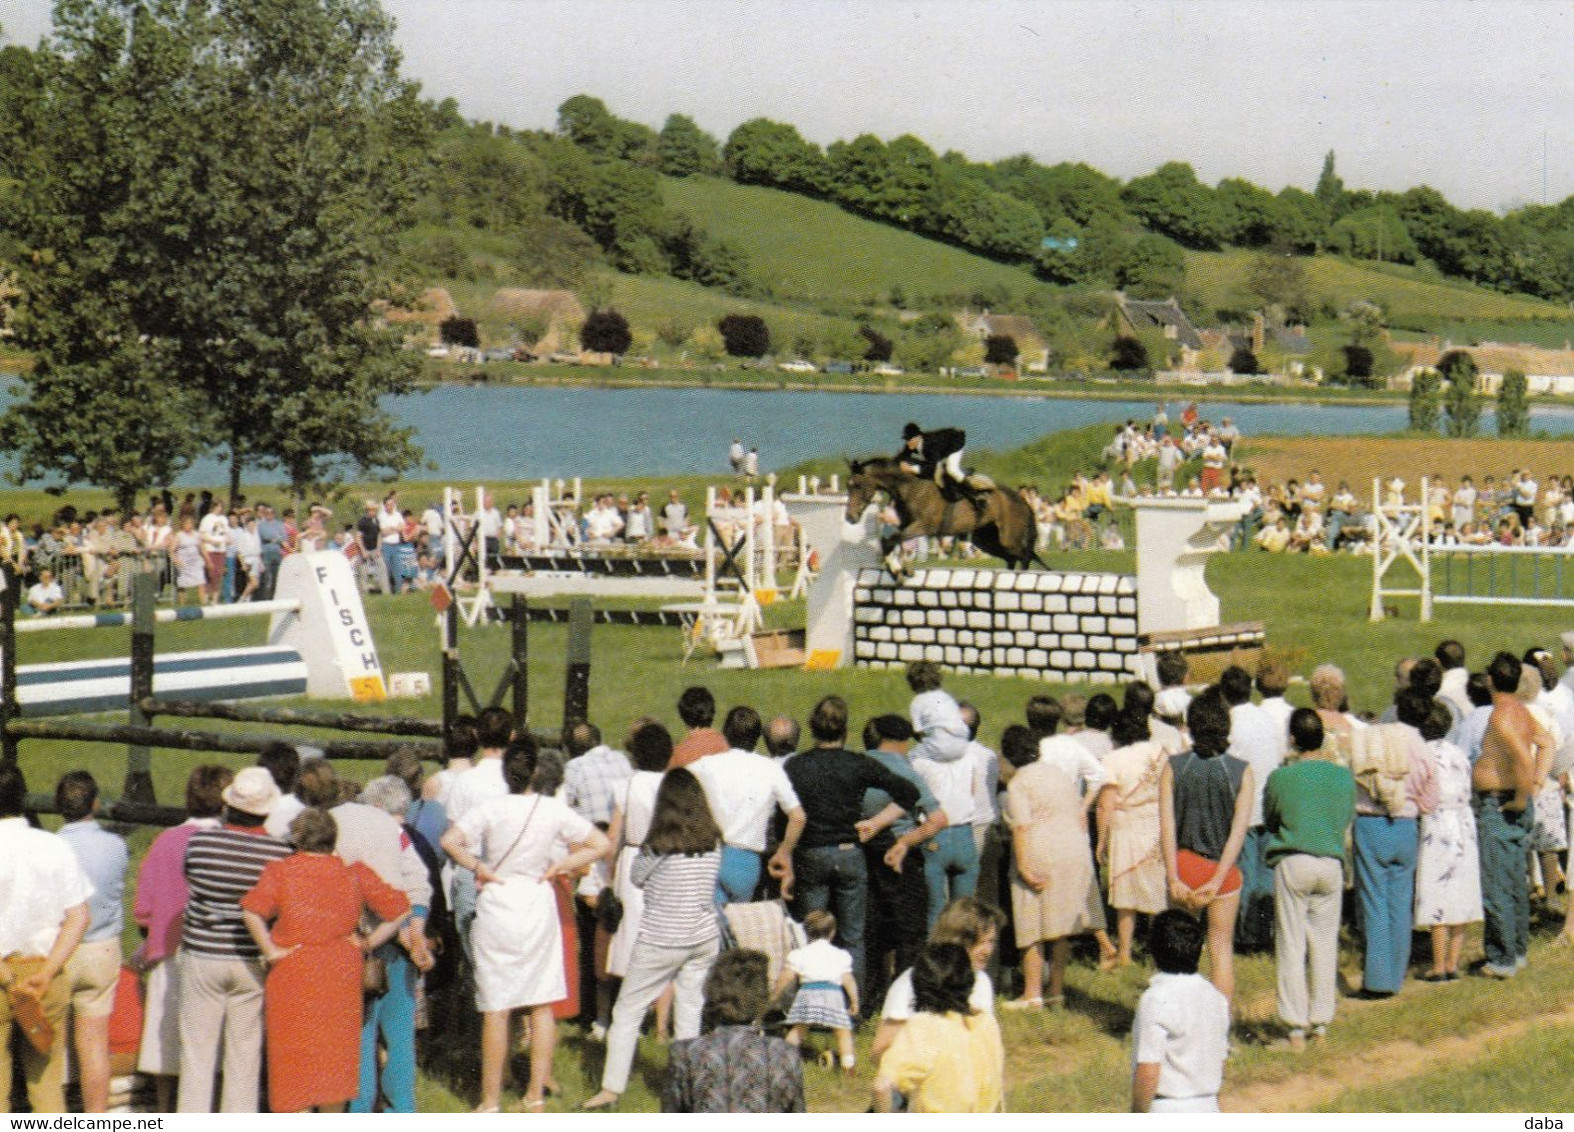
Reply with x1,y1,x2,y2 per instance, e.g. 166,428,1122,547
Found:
21,382,1574,484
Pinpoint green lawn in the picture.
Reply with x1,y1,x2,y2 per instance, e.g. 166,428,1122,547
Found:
663,175,1044,306
1184,250,1567,326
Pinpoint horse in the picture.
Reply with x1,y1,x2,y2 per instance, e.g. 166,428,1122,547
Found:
844,457,1040,574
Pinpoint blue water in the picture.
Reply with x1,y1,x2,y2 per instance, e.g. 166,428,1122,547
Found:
14,382,1574,483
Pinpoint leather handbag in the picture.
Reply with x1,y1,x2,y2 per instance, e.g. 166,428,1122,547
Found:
595,889,624,933
361,952,388,997
0,957,55,1055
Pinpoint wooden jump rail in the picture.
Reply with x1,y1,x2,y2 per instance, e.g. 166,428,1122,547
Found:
6,718,440,762
137,698,445,738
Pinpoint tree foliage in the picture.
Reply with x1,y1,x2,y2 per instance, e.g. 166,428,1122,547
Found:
1497,368,1530,437
983,334,1017,365
1,0,429,506
717,313,770,358
1438,349,1481,438
723,118,829,196
657,113,720,177
859,324,893,363
1409,367,1443,432
580,308,632,355
440,317,479,348
1341,344,1375,383
1110,335,1149,372
1246,253,1310,317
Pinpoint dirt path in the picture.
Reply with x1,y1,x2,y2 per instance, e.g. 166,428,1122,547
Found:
1239,435,1574,498
1226,1001,1574,1112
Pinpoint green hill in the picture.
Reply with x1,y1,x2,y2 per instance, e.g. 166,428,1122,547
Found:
1184,249,1570,326
662,175,1043,305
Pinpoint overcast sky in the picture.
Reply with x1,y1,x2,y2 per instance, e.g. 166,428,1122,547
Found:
2,0,1569,213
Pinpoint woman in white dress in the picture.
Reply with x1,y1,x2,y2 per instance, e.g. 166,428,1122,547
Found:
1413,701,1481,980
442,738,609,1112
171,516,206,603
1097,710,1169,968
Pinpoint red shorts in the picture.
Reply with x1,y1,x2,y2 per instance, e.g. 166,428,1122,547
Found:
1177,849,1241,896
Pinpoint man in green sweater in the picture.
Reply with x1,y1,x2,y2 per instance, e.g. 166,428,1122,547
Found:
1264,708,1356,1052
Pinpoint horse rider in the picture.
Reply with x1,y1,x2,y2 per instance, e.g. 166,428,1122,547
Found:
898,422,970,498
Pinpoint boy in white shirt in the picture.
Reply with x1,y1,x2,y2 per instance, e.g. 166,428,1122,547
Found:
906,661,969,764
1131,910,1230,1113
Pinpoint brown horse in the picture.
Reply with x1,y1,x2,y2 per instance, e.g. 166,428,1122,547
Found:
845,457,1040,572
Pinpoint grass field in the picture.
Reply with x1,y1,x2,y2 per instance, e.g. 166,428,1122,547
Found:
1237,434,1574,497
662,176,1044,305
1184,250,1569,326
14,421,1574,1112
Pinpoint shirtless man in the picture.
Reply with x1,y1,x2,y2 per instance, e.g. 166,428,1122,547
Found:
1471,651,1549,977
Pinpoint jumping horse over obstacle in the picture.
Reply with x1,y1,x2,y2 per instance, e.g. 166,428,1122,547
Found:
844,456,1042,574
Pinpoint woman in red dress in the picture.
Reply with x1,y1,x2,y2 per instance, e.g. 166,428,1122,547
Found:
241,808,410,1113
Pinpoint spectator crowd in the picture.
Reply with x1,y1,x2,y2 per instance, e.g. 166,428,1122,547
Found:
4,630,1573,1113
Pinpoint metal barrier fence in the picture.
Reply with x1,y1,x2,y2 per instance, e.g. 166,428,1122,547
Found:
1432,543,1574,608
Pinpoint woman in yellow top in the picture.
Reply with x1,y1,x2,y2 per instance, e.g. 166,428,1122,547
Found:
872,943,1004,1113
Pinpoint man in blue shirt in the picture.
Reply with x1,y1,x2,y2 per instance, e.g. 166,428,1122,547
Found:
254,503,286,600
55,772,128,1114
858,715,949,1011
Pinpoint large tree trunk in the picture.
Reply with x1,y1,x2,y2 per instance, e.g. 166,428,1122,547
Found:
228,434,242,505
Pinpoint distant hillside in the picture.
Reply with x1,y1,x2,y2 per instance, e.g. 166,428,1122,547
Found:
662,176,1043,305
1184,250,1569,327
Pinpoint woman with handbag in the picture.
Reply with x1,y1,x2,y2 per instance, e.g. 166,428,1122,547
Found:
440,737,609,1113
582,766,723,1111
240,808,410,1113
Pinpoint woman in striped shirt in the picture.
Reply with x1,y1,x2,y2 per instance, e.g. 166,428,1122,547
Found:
583,764,722,1110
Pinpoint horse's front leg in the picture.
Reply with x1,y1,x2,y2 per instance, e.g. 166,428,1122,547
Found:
879,532,907,577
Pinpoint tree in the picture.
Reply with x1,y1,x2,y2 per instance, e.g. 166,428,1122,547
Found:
1409,368,1442,432
656,113,719,177
580,309,632,355
3,0,429,508
859,325,893,363
556,94,618,154
1341,344,1374,383
1327,205,1418,264
984,334,1017,366
1497,368,1530,436
1121,162,1228,250
722,118,829,196
1228,345,1260,375
1246,253,1310,317
1314,150,1346,219
1117,234,1186,299
717,313,770,358
1110,336,1149,372
440,317,479,348
1438,350,1481,437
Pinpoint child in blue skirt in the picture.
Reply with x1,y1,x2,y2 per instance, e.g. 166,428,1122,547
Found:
772,910,859,1075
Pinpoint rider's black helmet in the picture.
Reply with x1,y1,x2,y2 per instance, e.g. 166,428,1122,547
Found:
902,422,922,440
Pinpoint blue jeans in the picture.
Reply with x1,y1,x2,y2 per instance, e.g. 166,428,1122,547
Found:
923,826,978,932
381,544,403,593
352,945,417,1112
793,844,868,996
1352,815,1418,993
1235,827,1275,952
1474,794,1530,973
716,846,762,906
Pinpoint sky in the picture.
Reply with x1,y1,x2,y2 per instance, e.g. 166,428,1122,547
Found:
3,0,1572,213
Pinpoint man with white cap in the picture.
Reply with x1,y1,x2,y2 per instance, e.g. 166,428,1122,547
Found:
177,766,293,1113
